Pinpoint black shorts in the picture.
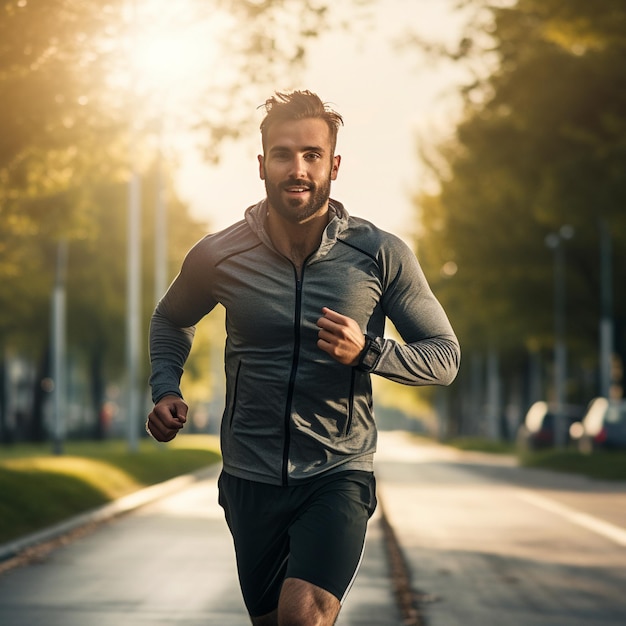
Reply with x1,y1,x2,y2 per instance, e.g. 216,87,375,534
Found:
218,469,377,617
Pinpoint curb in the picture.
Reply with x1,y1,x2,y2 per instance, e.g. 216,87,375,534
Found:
378,492,426,626
0,464,220,564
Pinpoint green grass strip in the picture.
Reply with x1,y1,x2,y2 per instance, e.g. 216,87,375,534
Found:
0,435,221,545
443,436,626,481
520,449,626,481
445,437,517,454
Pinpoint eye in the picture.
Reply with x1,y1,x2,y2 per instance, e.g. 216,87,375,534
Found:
305,152,322,161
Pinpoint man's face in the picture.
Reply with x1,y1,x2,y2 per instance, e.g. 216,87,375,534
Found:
259,118,341,224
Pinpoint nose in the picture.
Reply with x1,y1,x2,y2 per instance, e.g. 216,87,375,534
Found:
288,154,307,180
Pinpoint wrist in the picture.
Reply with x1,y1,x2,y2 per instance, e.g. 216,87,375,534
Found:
356,335,382,373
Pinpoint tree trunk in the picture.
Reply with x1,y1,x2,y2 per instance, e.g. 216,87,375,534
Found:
30,343,51,442
90,350,106,440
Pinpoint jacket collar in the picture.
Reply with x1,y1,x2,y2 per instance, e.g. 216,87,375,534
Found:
244,198,350,258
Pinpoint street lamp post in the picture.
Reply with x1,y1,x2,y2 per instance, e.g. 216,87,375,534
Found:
599,219,613,400
125,0,141,453
51,239,68,455
126,166,141,453
545,225,574,449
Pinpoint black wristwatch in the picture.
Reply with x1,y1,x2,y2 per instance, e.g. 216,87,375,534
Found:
356,335,382,372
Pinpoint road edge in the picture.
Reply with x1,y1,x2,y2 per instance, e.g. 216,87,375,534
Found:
378,492,427,626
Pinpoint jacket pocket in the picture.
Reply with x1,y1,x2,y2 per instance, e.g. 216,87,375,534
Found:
228,360,242,429
345,368,356,436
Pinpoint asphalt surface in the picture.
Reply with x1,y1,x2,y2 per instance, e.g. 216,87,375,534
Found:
376,431,626,626
1,431,626,625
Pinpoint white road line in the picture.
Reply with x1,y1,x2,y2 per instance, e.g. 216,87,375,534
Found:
516,489,626,547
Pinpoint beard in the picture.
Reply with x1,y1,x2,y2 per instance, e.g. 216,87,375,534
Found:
264,169,332,224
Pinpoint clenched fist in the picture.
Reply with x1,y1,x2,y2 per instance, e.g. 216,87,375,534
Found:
146,395,188,442
316,307,366,366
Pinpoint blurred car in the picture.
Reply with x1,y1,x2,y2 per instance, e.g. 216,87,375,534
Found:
573,397,626,452
516,401,585,450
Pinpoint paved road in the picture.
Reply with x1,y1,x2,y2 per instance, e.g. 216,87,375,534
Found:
2,432,626,625
377,431,626,626
0,466,399,626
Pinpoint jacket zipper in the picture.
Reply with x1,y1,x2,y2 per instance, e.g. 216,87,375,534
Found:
281,265,305,486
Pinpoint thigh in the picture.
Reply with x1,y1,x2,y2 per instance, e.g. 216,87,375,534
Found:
287,471,377,604
218,472,292,617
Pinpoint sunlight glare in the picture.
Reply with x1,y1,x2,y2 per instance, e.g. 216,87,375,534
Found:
125,0,233,113
134,33,204,84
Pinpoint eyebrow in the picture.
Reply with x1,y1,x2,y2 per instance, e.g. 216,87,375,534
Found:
268,144,326,154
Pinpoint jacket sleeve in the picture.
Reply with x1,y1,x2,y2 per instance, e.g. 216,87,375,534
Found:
149,309,196,403
148,239,218,403
367,235,460,386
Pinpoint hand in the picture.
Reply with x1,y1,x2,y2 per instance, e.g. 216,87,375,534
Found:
146,395,188,442
316,307,366,366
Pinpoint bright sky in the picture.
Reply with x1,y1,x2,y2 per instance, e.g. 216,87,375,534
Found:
174,0,469,242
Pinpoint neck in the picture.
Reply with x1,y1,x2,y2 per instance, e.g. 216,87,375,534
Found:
265,205,330,273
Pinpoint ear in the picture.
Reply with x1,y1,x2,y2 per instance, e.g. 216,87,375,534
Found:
330,154,341,181
258,154,265,180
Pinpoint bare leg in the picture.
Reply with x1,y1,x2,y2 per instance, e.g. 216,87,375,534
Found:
277,577,341,626
250,577,340,626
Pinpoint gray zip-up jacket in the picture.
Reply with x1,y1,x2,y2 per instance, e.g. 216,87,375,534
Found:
149,199,460,486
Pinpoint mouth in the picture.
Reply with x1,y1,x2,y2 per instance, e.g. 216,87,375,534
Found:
282,182,312,195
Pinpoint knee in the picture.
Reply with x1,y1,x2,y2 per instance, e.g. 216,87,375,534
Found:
278,578,339,626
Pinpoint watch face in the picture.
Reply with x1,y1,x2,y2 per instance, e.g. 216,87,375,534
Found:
362,348,379,369
360,339,381,370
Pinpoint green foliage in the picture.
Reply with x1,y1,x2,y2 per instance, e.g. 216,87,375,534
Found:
414,0,626,380
0,435,221,544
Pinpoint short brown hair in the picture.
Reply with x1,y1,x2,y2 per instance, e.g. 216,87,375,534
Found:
260,90,344,154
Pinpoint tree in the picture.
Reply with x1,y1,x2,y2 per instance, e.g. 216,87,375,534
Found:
410,0,626,432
